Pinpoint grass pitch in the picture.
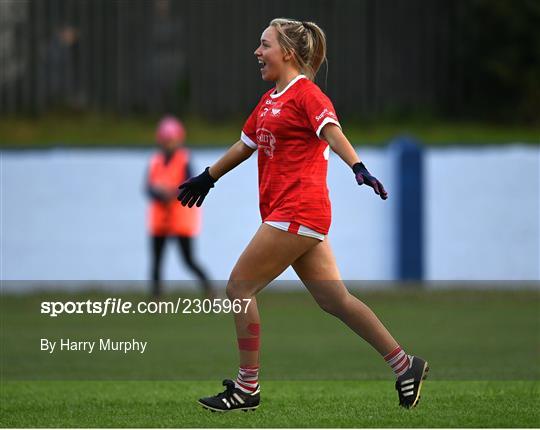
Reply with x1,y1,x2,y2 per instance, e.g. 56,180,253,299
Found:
1,288,539,427
2,380,538,428
2,113,539,147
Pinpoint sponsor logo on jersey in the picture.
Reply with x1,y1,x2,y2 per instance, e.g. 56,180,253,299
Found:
271,101,283,116
256,128,276,158
260,107,269,117
315,108,336,122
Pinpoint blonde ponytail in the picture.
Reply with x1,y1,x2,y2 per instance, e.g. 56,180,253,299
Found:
269,18,327,81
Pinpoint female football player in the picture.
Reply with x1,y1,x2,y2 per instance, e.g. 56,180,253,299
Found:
178,18,428,411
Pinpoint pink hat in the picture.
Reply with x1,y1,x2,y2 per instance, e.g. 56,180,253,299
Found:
156,116,186,143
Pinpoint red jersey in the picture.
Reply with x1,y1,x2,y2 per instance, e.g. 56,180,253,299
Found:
241,75,340,235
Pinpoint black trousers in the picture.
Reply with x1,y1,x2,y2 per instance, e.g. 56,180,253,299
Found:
150,235,212,297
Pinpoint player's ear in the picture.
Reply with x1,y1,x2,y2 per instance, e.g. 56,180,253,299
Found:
282,50,292,62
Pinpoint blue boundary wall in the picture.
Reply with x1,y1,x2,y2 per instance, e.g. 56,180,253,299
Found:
3,146,539,283
390,137,424,281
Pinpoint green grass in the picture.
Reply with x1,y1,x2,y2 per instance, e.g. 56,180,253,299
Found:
0,114,241,148
1,289,539,427
1,380,538,427
1,113,538,147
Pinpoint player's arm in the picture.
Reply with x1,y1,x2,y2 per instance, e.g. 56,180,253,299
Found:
208,140,255,180
322,123,360,168
322,124,388,200
178,140,255,207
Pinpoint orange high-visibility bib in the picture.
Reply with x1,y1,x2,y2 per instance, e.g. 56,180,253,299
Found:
147,149,201,236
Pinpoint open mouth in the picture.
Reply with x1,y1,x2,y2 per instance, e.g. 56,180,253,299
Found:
257,58,266,70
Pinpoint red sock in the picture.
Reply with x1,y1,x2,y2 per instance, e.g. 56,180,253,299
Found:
384,346,411,377
235,365,259,393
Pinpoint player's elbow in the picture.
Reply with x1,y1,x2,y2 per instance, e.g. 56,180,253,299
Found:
236,142,255,160
321,123,342,146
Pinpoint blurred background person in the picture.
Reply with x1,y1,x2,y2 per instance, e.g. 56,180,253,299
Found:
146,116,213,298
42,23,86,109
146,0,187,113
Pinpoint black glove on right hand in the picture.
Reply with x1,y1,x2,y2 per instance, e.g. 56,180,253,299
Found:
177,167,217,207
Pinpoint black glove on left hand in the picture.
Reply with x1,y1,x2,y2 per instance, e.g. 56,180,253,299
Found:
352,162,388,200
177,167,217,207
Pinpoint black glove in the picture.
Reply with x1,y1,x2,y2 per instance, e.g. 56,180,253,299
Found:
177,167,217,207
352,162,388,200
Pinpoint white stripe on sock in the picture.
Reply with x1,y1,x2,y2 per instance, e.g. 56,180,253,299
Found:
387,351,406,367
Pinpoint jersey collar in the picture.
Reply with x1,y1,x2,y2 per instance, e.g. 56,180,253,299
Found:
270,74,306,99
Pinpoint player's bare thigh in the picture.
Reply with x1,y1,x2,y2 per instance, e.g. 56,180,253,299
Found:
227,223,319,297
292,238,341,280
292,239,350,310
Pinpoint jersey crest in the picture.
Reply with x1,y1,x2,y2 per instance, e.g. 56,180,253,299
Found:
271,101,283,116
256,128,275,158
